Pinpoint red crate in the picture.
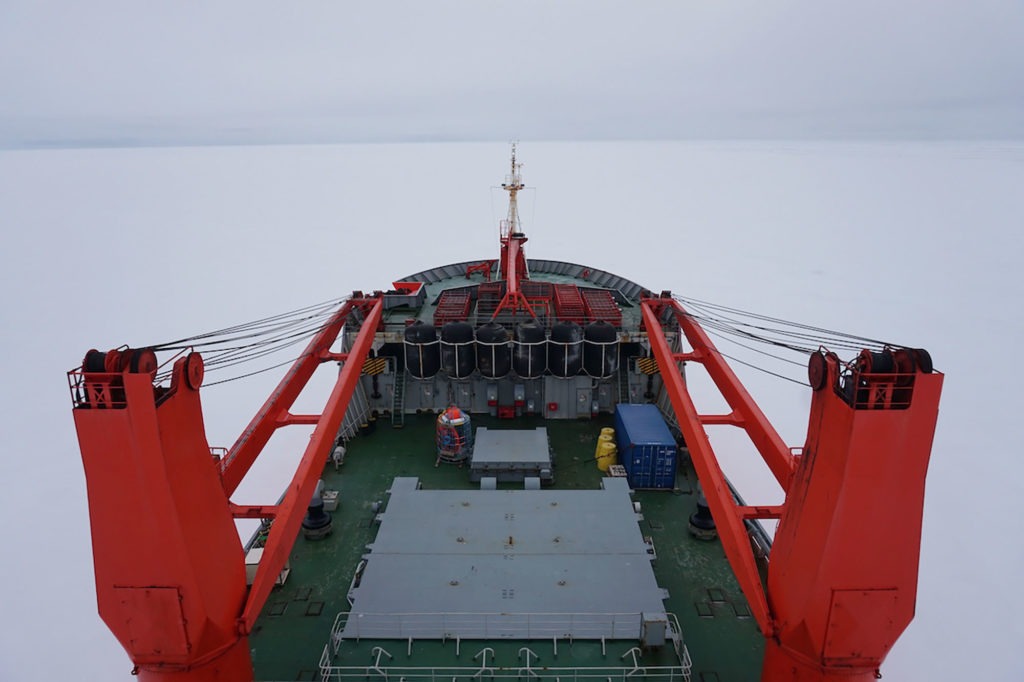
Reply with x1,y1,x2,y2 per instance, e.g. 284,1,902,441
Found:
582,289,622,327
553,284,586,324
433,290,472,326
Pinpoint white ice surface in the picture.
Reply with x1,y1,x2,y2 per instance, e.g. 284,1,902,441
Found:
0,141,1021,680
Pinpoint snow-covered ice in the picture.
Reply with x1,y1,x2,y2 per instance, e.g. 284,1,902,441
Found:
1,140,1021,680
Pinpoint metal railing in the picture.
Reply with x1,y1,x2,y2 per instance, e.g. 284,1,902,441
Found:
332,611,649,641
318,661,692,682
320,612,692,682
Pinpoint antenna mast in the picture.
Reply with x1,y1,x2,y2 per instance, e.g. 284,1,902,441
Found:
492,143,535,321
501,142,524,238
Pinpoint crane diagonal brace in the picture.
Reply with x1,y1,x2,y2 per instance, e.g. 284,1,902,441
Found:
219,299,361,497
239,297,382,632
666,301,795,489
640,299,775,636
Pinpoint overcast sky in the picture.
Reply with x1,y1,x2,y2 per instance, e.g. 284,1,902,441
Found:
2,1,1022,148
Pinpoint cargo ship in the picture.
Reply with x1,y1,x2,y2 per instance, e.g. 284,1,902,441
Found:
68,146,943,681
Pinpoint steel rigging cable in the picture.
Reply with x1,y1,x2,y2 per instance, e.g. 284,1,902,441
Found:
145,296,351,385
671,294,913,386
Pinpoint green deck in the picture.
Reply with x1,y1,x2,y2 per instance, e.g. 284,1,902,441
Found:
248,414,763,681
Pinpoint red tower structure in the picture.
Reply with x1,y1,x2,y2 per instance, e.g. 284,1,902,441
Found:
490,143,537,322
70,297,383,680
641,296,942,681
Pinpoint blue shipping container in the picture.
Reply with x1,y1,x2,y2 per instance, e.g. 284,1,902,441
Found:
614,404,677,489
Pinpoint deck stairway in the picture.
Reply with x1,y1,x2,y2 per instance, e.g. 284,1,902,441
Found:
655,359,683,438
618,356,633,405
391,368,406,428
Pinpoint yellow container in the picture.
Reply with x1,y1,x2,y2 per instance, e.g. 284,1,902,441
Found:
600,427,615,439
595,432,614,460
596,441,618,472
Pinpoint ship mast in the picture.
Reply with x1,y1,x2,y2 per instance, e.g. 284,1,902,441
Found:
492,143,535,320
501,142,524,239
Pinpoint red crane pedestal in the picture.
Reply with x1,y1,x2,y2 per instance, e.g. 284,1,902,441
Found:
763,350,943,681
70,297,383,681
73,354,251,681
642,298,943,681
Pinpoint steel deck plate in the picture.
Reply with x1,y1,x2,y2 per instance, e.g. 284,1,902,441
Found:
344,477,663,639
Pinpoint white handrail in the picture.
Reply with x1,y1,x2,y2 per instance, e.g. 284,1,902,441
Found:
321,611,693,682
320,664,690,682
336,611,650,640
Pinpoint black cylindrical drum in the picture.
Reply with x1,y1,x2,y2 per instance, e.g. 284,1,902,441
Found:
403,321,440,379
584,320,619,378
513,322,547,378
476,322,511,379
549,322,583,377
441,322,476,379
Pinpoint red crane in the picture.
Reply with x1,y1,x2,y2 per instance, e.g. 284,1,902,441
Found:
641,297,942,681
69,296,383,681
